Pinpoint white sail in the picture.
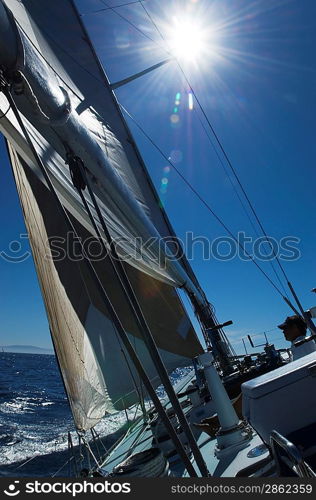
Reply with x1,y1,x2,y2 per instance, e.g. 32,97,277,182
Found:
0,0,203,431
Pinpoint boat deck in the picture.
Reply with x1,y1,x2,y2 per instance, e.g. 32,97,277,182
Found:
100,371,272,478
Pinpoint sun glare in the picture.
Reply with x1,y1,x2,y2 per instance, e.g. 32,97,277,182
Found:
169,19,206,62
165,14,220,68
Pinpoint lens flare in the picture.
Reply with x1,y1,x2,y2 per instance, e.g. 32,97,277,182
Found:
170,114,180,124
188,92,194,110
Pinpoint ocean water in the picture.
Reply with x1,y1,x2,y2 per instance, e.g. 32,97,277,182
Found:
0,352,139,477
0,352,189,478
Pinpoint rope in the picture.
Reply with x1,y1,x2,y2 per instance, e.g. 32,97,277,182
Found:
14,454,38,470
91,427,109,455
0,102,11,119
97,0,163,48
82,435,102,468
82,0,149,16
90,428,102,463
120,103,286,299
51,456,74,478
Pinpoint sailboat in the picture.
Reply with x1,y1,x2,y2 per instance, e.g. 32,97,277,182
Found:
1,0,316,478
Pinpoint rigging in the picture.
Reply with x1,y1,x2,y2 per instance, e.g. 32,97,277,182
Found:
139,2,316,333
89,0,295,305
138,1,294,296
81,0,149,16
88,0,312,326
0,100,11,118
106,0,313,327
119,102,298,304
86,0,292,301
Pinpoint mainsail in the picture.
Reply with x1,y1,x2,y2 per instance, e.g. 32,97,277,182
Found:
0,0,204,430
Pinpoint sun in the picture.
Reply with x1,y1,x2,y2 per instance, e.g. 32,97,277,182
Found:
169,19,206,62
165,15,221,68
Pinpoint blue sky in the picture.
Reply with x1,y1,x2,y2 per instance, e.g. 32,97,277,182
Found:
1,0,316,354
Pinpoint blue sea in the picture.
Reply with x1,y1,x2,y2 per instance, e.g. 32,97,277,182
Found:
0,352,189,478
0,352,139,477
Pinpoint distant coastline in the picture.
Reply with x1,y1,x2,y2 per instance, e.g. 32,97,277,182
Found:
0,345,53,355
